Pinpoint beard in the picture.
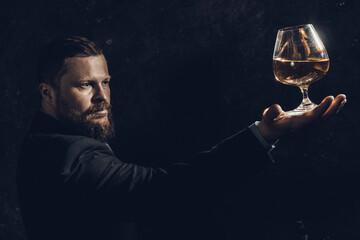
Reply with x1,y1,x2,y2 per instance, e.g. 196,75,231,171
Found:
55,95,115,142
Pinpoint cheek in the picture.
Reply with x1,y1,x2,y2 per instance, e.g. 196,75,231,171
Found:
106,89,111,103
61,89,92,113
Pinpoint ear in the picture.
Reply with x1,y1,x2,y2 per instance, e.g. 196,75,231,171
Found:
39,83,56,105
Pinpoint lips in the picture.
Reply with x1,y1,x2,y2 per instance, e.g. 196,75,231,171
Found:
90,109,108,119
95,109,107,114
84,103,111,120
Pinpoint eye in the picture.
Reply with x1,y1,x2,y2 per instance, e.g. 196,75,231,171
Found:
102,80,111,87
79,82,91,89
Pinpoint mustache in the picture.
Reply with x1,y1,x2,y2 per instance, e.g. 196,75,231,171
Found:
83,102,112,115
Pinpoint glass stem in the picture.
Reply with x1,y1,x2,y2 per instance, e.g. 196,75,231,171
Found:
300,86,312,106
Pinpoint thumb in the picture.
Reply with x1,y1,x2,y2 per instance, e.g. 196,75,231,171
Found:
263,104,283,123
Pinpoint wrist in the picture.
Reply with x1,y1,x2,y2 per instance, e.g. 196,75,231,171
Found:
256,120,281,144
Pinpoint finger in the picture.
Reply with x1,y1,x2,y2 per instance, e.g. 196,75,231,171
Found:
336,98,347,114
300,96,333,125
263,104,283,123
321,94,347,121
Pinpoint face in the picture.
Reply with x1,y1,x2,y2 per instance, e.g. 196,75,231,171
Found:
54,55,115,141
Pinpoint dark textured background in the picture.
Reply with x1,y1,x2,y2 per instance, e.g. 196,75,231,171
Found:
1,0,360,239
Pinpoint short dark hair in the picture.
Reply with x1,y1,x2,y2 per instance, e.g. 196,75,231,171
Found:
37,36,103,88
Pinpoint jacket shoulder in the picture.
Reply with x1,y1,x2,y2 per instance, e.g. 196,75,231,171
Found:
20,133,112,176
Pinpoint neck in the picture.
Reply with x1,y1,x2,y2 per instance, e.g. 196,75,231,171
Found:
40,101,58,120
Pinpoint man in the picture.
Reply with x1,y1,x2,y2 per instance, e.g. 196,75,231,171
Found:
17,36,346,240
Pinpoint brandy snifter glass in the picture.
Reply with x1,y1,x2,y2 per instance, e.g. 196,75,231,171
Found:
273,24,330,115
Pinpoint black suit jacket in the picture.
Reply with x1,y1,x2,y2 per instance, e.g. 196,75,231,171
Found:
17,111,272,240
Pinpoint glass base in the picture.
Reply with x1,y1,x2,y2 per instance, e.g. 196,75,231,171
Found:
287,102,317,116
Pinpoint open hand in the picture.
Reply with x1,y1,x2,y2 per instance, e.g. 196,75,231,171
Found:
257,94,347,143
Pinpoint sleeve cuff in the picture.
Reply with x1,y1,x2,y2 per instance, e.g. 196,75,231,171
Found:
248,121,277,163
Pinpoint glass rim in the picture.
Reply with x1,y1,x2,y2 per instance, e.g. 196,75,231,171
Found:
278,24,313,31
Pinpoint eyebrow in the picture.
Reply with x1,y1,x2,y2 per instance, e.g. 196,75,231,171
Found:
77,76,112,82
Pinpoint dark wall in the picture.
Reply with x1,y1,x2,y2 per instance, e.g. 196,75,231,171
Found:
1,0,359,239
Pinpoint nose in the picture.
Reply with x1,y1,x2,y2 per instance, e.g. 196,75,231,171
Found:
92,84,108,104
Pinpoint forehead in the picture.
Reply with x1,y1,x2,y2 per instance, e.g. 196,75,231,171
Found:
62,55,109,81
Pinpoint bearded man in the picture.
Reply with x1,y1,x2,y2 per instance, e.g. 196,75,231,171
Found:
17,36,346,240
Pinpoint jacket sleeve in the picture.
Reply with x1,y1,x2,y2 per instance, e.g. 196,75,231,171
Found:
59,127,273,221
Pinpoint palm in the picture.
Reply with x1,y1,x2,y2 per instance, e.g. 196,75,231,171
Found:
258,94,346,142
